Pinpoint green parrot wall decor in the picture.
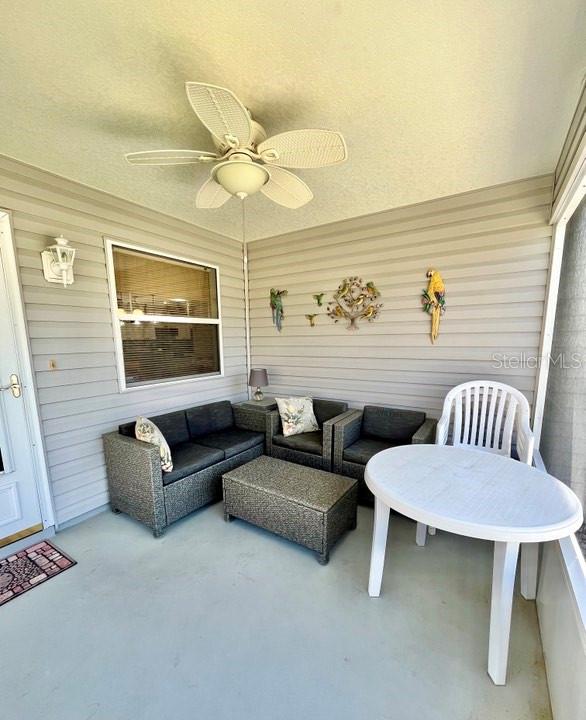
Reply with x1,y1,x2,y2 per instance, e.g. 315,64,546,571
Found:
270,288,287,332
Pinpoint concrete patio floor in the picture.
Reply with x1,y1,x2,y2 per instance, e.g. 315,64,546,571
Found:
0,504,550,720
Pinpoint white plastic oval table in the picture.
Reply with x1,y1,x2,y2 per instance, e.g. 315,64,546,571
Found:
365,444,583,685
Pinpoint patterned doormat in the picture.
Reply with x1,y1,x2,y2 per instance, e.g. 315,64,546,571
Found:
0,540,76,607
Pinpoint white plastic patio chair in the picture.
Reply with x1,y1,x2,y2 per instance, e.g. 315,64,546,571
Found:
416,380,536,547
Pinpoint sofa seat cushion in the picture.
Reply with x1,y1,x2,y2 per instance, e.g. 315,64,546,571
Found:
273,430,323,456
162,442,224,486
343,438,397,465
196,428,264,459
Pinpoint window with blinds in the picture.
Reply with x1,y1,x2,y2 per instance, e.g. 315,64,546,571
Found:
107,242,222,389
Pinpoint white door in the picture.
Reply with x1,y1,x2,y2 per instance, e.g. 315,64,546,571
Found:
0,218,44,547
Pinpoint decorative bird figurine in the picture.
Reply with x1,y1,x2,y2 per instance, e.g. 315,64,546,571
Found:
270,288,287,332
335,279,351,300
422,269,446,343
313,293,325,307
365,281,380,297
305,314,318,327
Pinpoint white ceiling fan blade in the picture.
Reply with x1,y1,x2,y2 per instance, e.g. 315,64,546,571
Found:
261,166,313,209
196,177,232,209
126,150,218,165
258,129,347,168
185,82,253,149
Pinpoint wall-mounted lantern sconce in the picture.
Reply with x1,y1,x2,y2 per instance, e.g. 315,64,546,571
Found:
41,235,75,288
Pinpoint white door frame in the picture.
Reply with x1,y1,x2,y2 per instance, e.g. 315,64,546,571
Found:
0,209,54,529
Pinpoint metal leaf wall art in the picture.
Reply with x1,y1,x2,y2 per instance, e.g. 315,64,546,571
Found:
327,277,382,330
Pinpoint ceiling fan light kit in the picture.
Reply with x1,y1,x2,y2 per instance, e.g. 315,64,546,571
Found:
126,81,347,209
212,155,269,199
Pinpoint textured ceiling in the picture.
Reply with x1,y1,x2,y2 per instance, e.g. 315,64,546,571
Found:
0,1,585,241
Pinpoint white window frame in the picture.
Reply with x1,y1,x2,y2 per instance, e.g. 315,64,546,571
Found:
104,237,224,392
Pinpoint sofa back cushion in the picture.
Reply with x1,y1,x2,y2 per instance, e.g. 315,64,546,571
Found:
149,411,190,447
119,410,189,448
312,399,348,426
186,401,234,438
362,406,425,443
119,421,136,438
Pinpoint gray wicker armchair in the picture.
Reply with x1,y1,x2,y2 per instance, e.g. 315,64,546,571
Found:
266,398,354,471
333,405,437,504
103,401,266,537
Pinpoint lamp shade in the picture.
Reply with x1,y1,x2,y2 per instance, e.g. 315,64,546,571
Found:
248,368,268,388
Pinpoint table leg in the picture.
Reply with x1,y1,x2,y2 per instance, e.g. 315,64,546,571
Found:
368,498,390,597
520,543,539,600
416,522,427,546
488,541,520,685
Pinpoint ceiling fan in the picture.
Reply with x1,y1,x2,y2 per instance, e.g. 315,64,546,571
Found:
125,82,347,209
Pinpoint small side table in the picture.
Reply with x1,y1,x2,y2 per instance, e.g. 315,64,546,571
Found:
235,397,277,413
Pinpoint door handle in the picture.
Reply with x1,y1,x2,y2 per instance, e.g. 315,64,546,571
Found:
0,373,22,398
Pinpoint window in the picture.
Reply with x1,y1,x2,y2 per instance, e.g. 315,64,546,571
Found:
106,240,222,389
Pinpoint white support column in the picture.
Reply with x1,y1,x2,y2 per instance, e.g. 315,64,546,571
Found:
488,540,520,685
520,543,539,600
532,221,566,447
368,498,390,597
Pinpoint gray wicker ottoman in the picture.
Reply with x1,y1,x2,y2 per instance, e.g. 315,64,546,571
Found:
222,456,358,564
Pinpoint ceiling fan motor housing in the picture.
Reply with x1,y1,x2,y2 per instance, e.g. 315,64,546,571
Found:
211,118,267,153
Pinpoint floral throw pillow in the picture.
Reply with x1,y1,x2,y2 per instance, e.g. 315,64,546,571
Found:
275,397,319,437
135,416,173,472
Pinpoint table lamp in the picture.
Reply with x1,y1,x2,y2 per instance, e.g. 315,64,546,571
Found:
248,368,269,401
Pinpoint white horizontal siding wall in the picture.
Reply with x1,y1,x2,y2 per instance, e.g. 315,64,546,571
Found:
248,175,553,416
0,155,247,526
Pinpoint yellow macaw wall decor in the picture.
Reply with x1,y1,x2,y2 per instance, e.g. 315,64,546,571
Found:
421,269,446,343
327,276,382,330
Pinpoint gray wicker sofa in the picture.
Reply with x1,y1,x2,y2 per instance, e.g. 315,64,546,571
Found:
333,405,437,504
266,399,355,471
103,401,265,536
